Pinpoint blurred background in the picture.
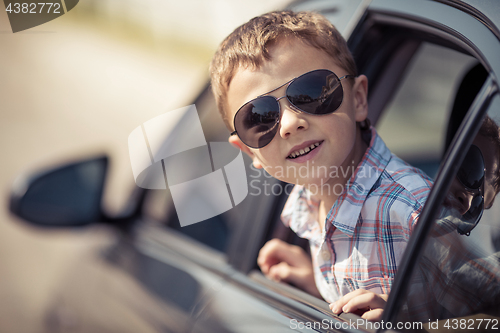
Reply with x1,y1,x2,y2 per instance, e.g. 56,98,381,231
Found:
0,1,289,331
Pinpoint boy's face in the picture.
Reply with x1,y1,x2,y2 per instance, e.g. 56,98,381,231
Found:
227,38,368,188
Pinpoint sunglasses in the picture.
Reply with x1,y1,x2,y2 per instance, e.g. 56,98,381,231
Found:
455,144,485,235
230,69,356,149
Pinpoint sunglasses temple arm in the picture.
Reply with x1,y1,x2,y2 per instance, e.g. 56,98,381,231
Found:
339,74,357,80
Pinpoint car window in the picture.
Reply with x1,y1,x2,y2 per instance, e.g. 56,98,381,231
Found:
394,79,500,326
376,42,477,178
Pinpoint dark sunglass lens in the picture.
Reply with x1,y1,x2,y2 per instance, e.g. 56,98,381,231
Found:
458,194,484,235
287,70,342,115
457,145,485,189
234,96,280,148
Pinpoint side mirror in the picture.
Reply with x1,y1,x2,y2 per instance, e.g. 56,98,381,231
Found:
9,155,108,227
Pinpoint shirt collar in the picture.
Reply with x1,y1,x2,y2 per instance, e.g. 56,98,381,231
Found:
326,127,392,236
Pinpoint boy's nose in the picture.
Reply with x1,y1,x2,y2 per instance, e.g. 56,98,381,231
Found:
278,100,309,139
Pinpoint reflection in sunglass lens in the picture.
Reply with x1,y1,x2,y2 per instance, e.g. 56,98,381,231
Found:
458,194,484,235
234,96,280,149
463,194,484,222
455,144,485,235
457,145,485,190
287,70,343,115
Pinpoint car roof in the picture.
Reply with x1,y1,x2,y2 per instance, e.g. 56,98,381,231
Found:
440,0,500,39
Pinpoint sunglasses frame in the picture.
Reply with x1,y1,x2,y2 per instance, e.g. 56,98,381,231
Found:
230,69,356,149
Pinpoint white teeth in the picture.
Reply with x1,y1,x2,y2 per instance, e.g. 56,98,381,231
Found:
288,141,322,159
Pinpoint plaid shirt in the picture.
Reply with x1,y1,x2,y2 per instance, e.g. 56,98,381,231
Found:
281,128,433,302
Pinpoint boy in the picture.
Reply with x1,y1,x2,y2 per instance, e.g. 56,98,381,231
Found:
210,11,432,320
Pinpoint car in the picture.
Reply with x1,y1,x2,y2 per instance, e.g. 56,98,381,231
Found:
8,0,500,332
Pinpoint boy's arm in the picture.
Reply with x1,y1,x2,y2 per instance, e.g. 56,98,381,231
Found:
329,289,388,321
257,238,322,298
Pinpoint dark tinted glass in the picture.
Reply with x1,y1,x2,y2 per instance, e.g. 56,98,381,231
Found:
234,96,280,148
287,69,343,115
457,144,485,189
457,194,484,234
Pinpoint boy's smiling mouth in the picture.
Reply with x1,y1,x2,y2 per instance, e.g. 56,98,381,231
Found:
287,140,323,159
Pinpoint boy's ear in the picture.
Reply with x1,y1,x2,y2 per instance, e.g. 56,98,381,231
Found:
352,74,369,122
228,135,264,169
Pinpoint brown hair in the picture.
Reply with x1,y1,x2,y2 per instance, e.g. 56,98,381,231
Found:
210,10,358,130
